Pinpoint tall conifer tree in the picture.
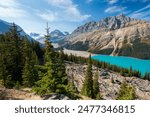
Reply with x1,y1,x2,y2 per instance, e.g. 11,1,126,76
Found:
81,55,94,98
93,68,102,99
34,23,68,95
117,80,136,100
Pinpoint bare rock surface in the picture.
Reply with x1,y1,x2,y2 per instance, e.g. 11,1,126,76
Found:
65,62,150,100
62,15,150,59
0,88,71,100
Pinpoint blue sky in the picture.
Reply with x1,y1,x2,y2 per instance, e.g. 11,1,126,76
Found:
0,0,150,34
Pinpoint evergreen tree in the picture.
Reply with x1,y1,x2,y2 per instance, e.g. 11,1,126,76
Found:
0,24,23,87
66,80,78,99
34,62,57,95
55,52,68,93
4,75,15,88
34,23,56,94
129,66,133,77
0,24,43,88
101,62,105,69
117,80,136,100
34,23,68,95
0,56,8,86
14,81,20,90
22,57,37,87
143,72,150,80
0,59,14,88
96,93,103,100
9,23,23,83
81,55,94,98
93,68,102,99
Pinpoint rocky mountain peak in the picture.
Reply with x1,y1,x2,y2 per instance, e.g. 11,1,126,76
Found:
0,19,35,41
50,29,65,37
30,33,41,37
30,29,68,44
72,14,138,34
64,31,69,36
62,14,150,59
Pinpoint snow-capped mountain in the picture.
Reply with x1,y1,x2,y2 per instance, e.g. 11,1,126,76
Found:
30,30,69,44
0,19,35,41
50,29,65,37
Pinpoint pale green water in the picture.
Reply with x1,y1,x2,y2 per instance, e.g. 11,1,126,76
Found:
92,55,150,75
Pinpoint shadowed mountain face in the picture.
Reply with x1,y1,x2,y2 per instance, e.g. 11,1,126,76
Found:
0,19,35,41
62,14,150,59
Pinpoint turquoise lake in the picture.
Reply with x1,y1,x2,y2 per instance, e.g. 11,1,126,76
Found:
92,55,150,75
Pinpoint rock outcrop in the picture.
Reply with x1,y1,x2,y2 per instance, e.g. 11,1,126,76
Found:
65,62,150,100
62,15,150,59
0,88,71,100
1,62,150,100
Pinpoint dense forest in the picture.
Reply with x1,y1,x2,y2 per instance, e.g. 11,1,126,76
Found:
62,53,150,81
0,24,43,88
0,24,149,100
0,24,78,99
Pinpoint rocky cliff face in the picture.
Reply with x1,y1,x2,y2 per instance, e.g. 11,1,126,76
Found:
62,15,150,59
72,14,136,34
66,62,150,100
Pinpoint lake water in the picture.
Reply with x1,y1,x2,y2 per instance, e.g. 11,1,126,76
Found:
92,55,150,75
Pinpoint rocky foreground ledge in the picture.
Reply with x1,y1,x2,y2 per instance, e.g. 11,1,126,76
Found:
0,62,150,100
0,88,72,100
66,62,150,100
0,88,41,100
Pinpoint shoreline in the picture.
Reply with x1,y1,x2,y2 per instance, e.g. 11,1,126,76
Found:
63,49,96,58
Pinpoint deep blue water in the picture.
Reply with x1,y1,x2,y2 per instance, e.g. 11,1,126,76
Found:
92,55,150,75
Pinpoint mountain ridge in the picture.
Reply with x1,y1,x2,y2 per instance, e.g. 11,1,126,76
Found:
61,14,150,59
72,14,138,34
0,19,35,42
30,29,69,44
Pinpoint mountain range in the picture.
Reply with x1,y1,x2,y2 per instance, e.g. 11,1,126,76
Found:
61,14,150,59
1,14,150,59
0,19,69,45
0,19,34,41
30,30,69,44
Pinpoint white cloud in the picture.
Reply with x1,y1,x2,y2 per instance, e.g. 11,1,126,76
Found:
129,4,150,20
134,4,150,13
122,0,150,3
107,0,118,4
130,10,150,20
42,0,91,22
46,0,72,8
0,7,26,18
0,0,27,18
37,10,58,22
0,0,18,7
64,6,91,22
105,6,127,13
